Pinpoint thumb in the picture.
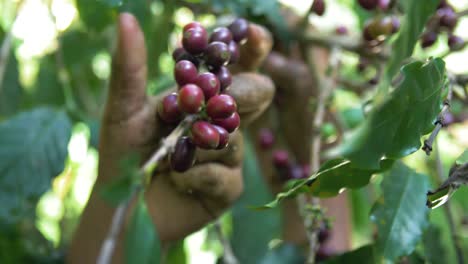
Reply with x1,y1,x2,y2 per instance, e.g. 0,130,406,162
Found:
104,13,148,123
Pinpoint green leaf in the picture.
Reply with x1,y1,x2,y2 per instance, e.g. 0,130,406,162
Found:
125,195,160,264
456,149,468,164
370,162,430,262
324,244,376,264
100,155,141,206
0,50,22,117
0,107,72,225
165,240,187,264
28,55,65,107
340,58,446,169
422,225,447,264
231,136,280,263
258,244,304,264
77,0,115,32
259,159,392,209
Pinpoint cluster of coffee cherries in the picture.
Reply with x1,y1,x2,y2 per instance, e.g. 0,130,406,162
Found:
358,0,400,45
420,0,465,51
158,19,250,172
257,128,311,181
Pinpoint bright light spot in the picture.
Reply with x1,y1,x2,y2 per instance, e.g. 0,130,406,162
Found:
308,1,358,32
185,228,217,264
159,53,174,75
13,0,58,57
92,52,111,80
68,124,90,163
279,0,313,16
174,7,194,28
72,149,98,207
36,191,63,246
51,0,77,31
151,1,164,16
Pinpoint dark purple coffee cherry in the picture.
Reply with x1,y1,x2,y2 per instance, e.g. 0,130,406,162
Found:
209,27,233,44
191,121,220,149
212,125,229,149
212,112,240,133
258,128,275,149
358,0,378,10
174,60,198,86
170,136,196,172
228,18,249,43
158,93,183,124
206,94,237,119
195,72,220,99
335,25,348,35
172,47,186,61
172,48,200,67
183,28,208,55
178,84,204,113
318,226,331,243
205,41,231,69
448,35,464,51
183,21,204,32
273,150,290,168
311,0,325,16
211,66,232,91
316,246,334,262
228,41,240,64
368,75,379,85
421,31,438,48
438,7,458,30
438,0,449,9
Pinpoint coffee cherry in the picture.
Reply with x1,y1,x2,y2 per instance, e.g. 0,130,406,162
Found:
228,18,249,43
316,246,334,262
183,21,204,32
311,0,325,16
421,31,437,48
211,66,232,91
363,18,393,41
289,165,304,179
172,48,200,66
318,226,331,243
448,35,465,51
377,0,391,11
273,150,290,168
170,136,196,172
358,0,378,10
178,84,204,113
172,47,186,61
174,60,198,86
158,93,183,123
191,121,220,149
212,112,240,133
390,16,400,33
302,164,311,178
258,128,275,149
228,41,240,64
209,27,233,44
183,28,208,55
206,94,237,119
195,72,220,99
438,7,457,30
205,41,231,69
335,25,348,35
212,125,229,149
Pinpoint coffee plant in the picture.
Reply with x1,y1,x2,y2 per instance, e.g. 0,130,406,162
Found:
1,0,468,263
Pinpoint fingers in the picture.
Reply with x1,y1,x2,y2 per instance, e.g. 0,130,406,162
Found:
226,73,275,125
104,13,148,123
229,24,273,74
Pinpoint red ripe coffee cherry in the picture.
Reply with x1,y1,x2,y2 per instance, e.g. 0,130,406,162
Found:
228,41,240,64
358,0,378,10
448,35,465,51
183,21,204,32
205,41,231,69
191,121,220,149
258,128,274,149
206,94,237,119
311,0,325,16
421,31,438,48
174,60,198,86
228,18,249,43
158,93,183,123
195,72,220,99
212,112,240,133
178,84,204,113
273,150,290,168
209,27,233,44
211,66,232,91
170,136,196,172
377,0,391,11
183,27,208,55
212,125,229,149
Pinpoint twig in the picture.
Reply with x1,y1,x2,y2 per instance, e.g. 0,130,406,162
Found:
456,9,468,18
422,81,454,155
214,219,239,264
298,46,342,264
96,115,196,264
0,32,13,95
434,142,465,264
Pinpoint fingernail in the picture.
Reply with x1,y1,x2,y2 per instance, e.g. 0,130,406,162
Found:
116,13,137,65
